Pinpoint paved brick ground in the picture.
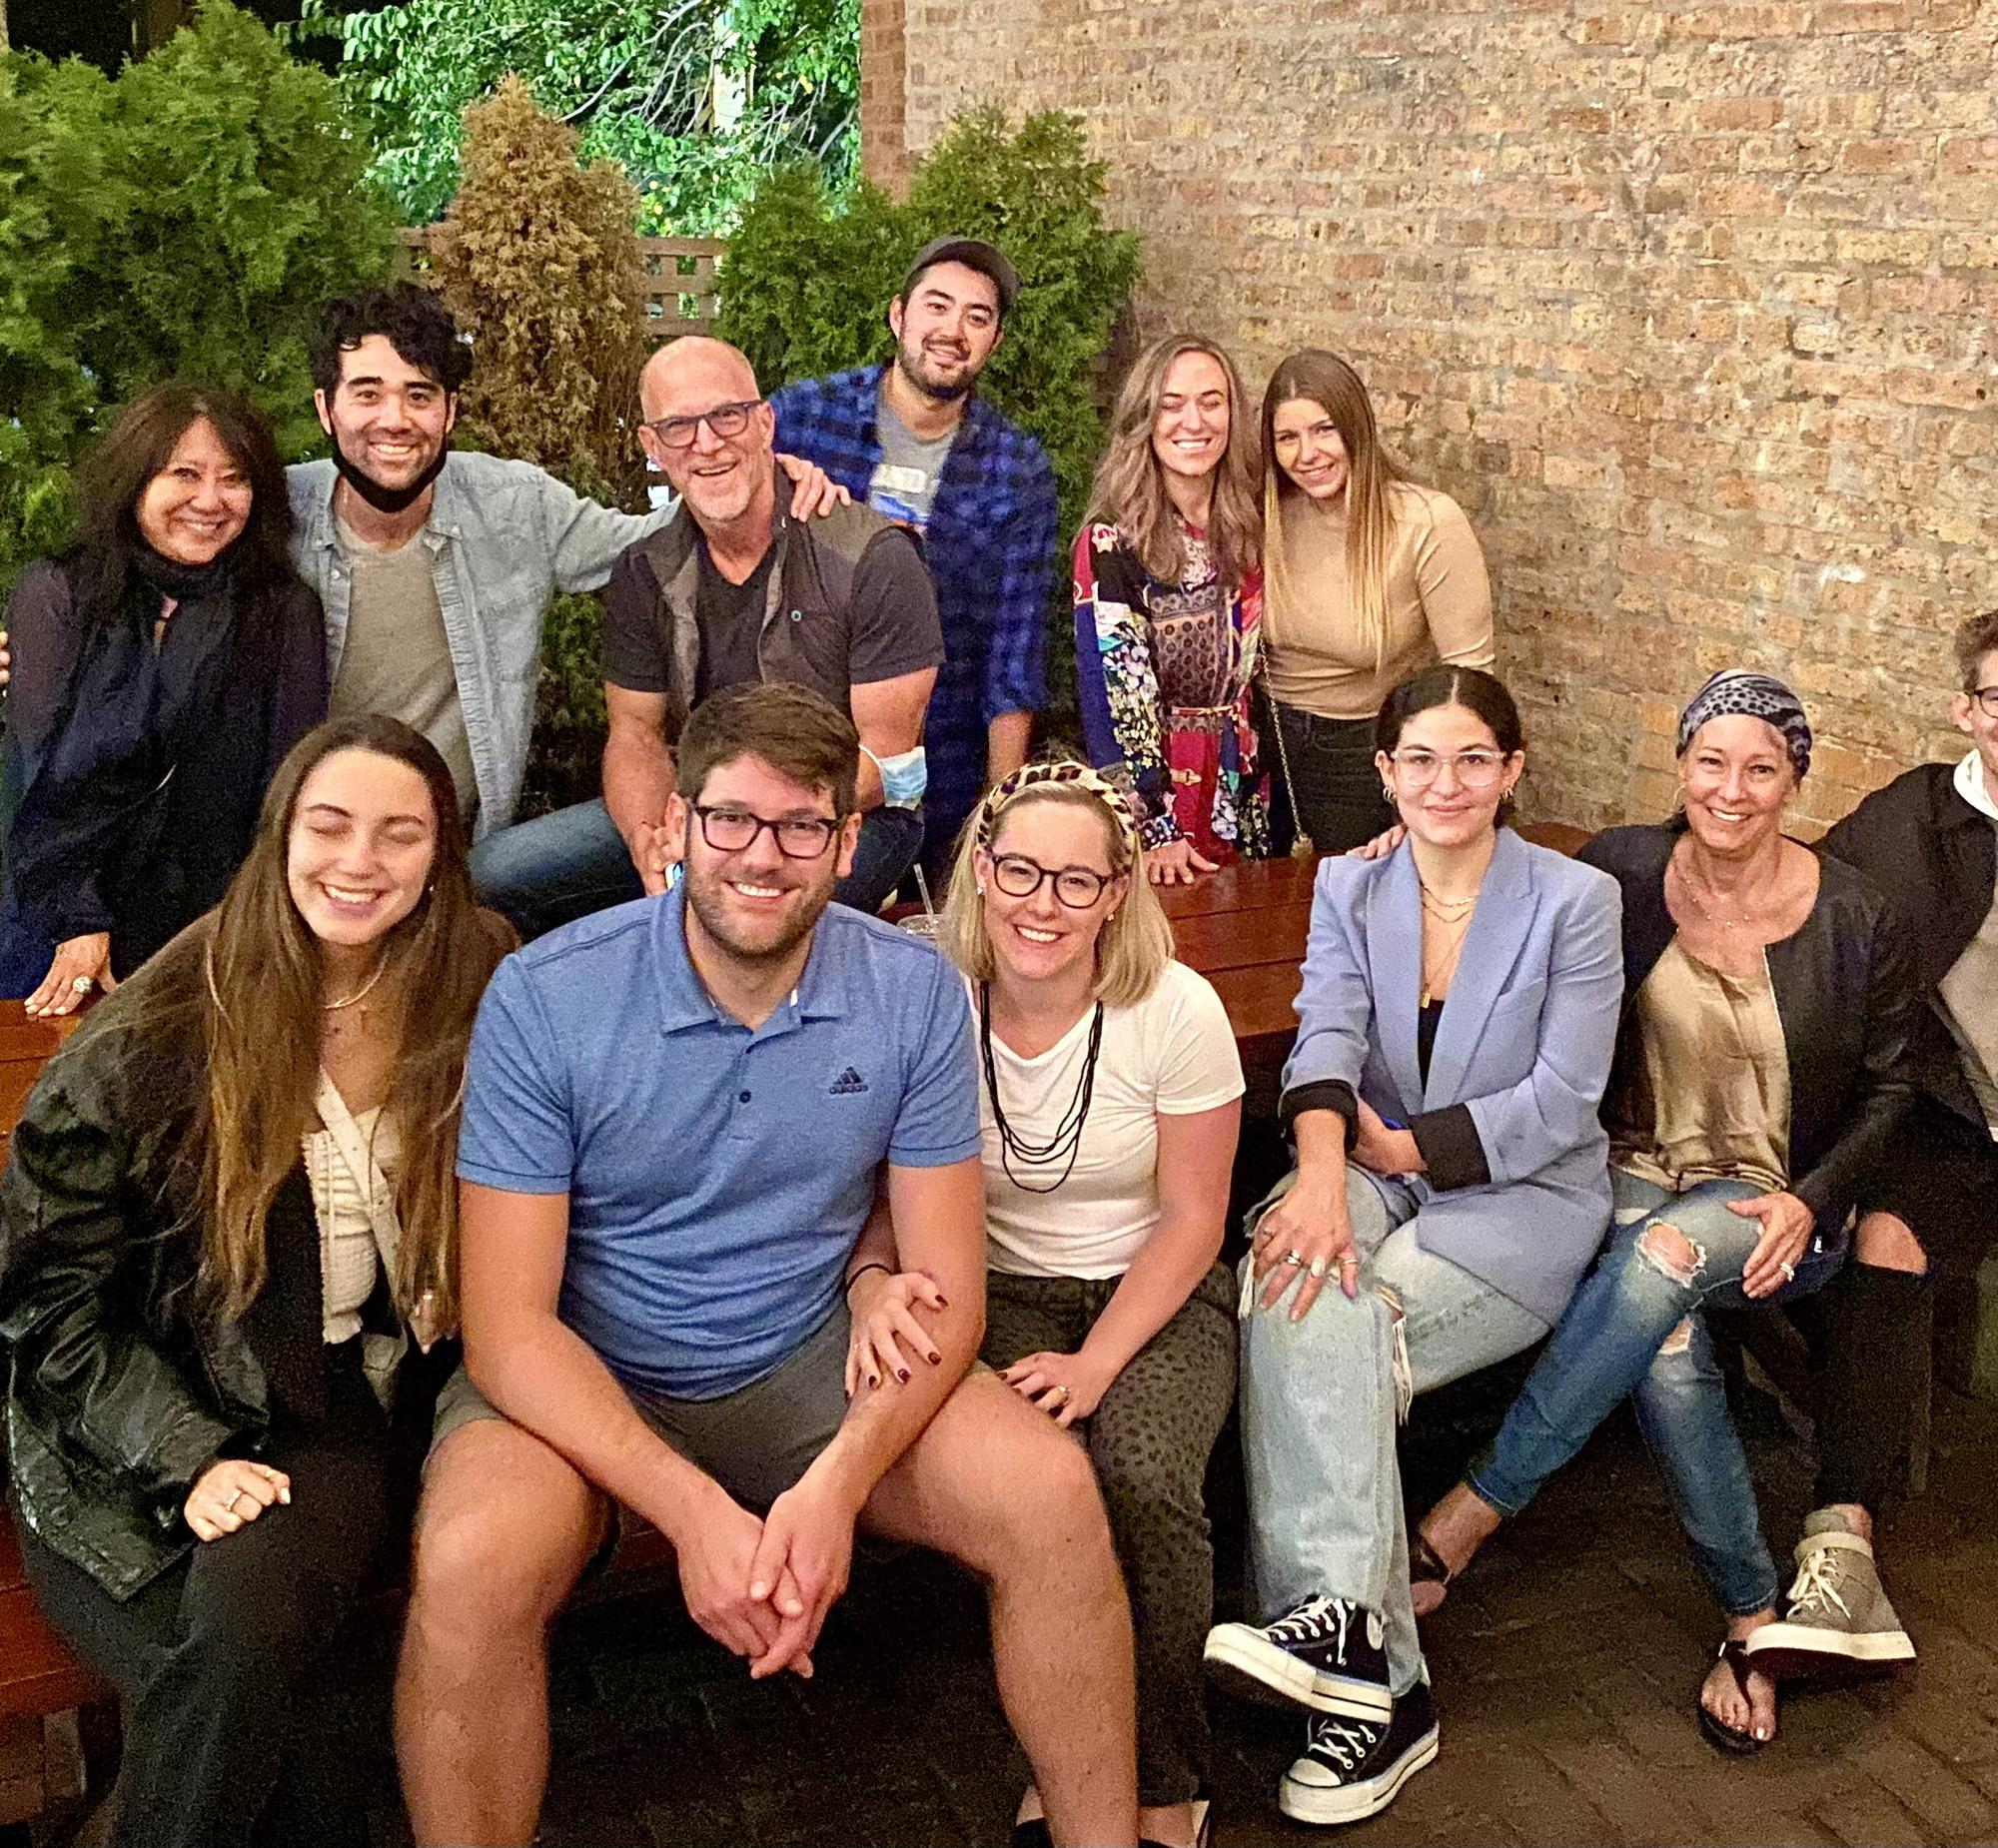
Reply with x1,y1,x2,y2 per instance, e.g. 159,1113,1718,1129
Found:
510,1381,1998,1848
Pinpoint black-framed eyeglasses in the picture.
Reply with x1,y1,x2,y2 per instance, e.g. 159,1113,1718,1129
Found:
692,804,843,858
988,853,1115,909
1971,686,1998,719
644,400,762,451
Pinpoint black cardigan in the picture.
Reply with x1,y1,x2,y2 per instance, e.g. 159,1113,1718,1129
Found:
1817,762,1995,1132
1577,820,1916,1234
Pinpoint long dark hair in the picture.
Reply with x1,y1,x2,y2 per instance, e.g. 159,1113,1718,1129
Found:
71,382,302,624
175,715,514,1330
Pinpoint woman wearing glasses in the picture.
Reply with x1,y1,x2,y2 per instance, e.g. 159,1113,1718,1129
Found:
1411,670,1916,1756
1203,667,1621,1826
847,762,1243,1848
1258,351,1494,853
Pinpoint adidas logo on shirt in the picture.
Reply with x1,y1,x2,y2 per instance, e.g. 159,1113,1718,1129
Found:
828,1067,869,1096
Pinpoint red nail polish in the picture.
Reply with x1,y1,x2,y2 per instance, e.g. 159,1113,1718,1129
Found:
928,1352,941,1365
897,1368,910,1383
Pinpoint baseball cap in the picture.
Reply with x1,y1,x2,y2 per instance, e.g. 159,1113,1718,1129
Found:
898,236,1020,320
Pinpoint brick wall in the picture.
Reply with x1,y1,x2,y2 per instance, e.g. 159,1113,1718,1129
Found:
869,0,1998,833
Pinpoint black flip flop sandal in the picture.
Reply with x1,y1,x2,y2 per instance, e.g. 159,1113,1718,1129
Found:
1412,1531,1456,1608
1697,1638,1771,1756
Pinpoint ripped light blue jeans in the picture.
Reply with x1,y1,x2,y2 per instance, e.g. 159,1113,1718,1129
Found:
1240,1168,1550,1697
1469,1170,1840,1616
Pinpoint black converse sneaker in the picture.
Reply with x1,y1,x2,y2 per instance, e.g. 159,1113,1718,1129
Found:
1279,1672,1439,1825
1203,1595,1393,1719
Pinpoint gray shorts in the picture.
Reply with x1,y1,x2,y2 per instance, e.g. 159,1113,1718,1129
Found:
431,1304,852,1512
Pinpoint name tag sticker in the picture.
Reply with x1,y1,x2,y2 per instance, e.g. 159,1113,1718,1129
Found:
873,464,930,496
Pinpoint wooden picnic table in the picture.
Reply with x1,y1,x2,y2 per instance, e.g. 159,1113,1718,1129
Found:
1156,856,1315,1068
1154,822,1591,1069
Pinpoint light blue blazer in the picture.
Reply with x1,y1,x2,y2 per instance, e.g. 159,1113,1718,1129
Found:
1281,828,1624,1324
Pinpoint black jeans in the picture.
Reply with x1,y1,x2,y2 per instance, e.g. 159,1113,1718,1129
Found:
1270,706,1392,855
16,1435,412,1848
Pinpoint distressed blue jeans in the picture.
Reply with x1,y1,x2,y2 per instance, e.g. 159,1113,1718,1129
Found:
1469,1170,1840,1615
1239,1168,1550,1696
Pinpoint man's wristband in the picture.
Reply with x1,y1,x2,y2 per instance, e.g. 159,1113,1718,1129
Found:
843,1261,892,1299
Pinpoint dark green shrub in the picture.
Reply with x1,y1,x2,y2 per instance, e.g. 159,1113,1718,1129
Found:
0,1,397,591
427,76,648,510
715,107,1143,727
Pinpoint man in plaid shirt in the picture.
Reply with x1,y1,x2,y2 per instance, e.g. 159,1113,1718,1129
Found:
768,237,1056,876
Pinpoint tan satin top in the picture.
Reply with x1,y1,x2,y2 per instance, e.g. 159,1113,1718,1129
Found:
1609,938,1791,1194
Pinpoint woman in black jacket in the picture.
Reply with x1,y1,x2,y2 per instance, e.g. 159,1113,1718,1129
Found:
1409,670,1914,1755
0,383,327,1013
0,715,512,1848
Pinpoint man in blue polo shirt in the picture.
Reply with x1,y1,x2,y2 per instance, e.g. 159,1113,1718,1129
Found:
394,681,1139,1848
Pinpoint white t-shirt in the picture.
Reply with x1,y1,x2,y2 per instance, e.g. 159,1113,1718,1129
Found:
978,961,1245,1279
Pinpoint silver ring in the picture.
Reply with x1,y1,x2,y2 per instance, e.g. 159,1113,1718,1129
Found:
1283,1250,1307,1267
1309,1257,1329,1280
1052,1385,1071,1403
1778,1260,1796,1281
224,1488,243,1512
70,976,94,994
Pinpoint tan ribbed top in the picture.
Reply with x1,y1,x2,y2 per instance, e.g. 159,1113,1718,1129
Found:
1264,481,1495,719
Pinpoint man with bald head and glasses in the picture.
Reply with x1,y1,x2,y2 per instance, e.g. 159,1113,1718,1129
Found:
472,336,944,932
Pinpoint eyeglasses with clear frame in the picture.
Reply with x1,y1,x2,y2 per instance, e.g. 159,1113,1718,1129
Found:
692,804,842,858
644,400,762,451
1388,748,1510,790
987,853,1116,909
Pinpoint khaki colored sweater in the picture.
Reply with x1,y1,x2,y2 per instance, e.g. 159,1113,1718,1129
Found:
1264,481,1495,719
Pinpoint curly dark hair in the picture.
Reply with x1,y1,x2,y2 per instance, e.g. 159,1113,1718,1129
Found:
310,282,472,400
73,382,303,626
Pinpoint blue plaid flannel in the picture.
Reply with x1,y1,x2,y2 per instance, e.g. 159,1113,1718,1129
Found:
769,366,1055,837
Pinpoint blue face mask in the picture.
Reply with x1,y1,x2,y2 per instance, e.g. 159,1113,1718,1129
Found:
867,745,928,809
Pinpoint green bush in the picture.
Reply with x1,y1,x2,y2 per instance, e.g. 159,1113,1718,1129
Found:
0,1,397,592
427,76,648,510
715,108,1143,724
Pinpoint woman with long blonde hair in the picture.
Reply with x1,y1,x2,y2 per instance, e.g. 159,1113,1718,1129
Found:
849,763,1244,1847
1260,351,1495,852
0,713,512,1848
1075,335,1268,883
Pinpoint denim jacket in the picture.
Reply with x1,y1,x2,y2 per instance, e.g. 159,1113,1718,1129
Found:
288,454,669,839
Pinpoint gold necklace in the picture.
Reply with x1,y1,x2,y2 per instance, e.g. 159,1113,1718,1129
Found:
323,950,391,1012
1420,909,1476,1008
1670,852,1760,930
1420,883,1479,921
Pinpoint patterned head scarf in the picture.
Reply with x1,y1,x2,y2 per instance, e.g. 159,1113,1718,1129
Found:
1675,669,1812,781
975,760,1143,852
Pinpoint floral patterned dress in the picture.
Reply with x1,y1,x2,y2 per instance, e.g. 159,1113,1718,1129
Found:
1072,518,1269,862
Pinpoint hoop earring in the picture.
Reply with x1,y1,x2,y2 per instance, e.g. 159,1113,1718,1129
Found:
1382,784,1394,802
